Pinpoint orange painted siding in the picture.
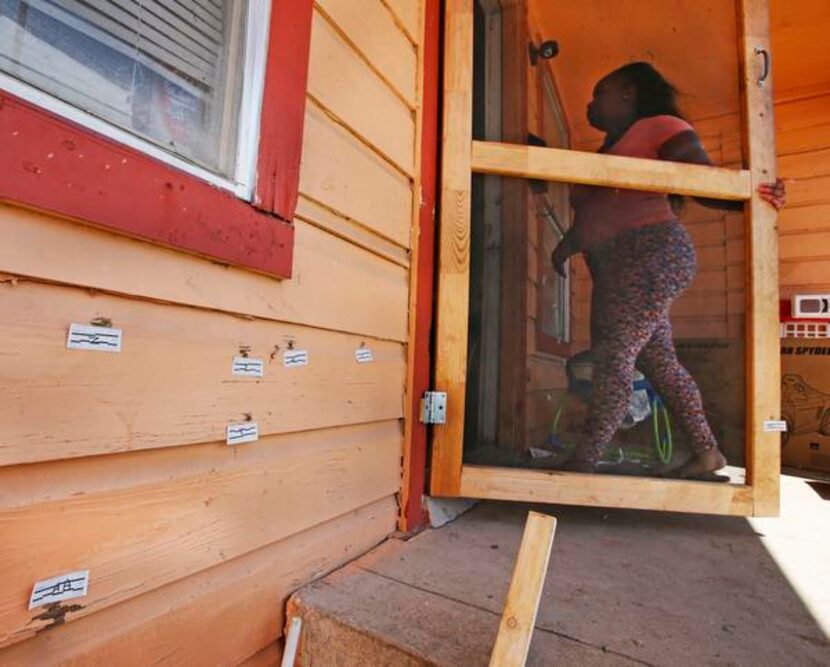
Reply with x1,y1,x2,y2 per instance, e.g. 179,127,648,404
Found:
0,1,423,664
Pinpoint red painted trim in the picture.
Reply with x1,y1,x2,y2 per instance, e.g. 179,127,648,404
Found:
0,92,293,278
254,0,314,220
404,0,441,532
0,0,318,279
780,298,830,323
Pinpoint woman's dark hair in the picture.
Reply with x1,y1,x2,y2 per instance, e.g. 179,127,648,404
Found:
612,61,685,120
612,62,687,211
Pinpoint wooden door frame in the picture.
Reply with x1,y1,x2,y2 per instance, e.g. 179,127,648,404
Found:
473,0,504,447
401,0,441,532
533,60,573,359
430,0,781,517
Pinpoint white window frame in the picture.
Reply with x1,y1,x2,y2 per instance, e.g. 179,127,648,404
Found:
0,0,271,200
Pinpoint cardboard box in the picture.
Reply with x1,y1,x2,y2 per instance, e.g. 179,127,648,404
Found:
781,339,830,473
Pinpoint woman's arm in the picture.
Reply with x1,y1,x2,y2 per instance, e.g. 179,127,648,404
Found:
552,227,580,277
658,130,743,211
658,129,786,210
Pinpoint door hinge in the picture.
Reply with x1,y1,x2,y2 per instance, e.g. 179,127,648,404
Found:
421,391,447,425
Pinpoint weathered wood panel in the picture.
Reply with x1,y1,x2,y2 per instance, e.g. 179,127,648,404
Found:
0,280,405,465
0,498,394,666
316,0,417,105
383,0,421,42
300,103,413,248
0,1,425,662
775,92,830,298
308,9,415,174
295,195,410,267
0,421,401,648
0,206,409,341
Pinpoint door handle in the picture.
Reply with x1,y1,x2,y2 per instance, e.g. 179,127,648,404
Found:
755,46,771,87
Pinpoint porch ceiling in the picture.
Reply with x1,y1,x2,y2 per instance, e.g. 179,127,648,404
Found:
532,0,830,147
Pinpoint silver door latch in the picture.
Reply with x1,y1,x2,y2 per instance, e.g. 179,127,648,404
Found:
421,391,447,424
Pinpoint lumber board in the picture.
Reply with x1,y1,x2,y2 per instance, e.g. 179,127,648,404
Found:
295,195,410,268
460,466,755,516
430,0,472,497
0,497,394,664
776,121,830,157
0,206,409,342
774,94,830,134
240,642,284,667
780,231,830,261
308,10,415,175
781,257,830,287
471,141,753,201
0,279,405,465
0,422,400,647
497,0,530,450
778,203,830,236
777,148,830,180
782,174,830,208
382,0,421,42
740,0,781,517
489,512,556,667
300,102,413,249
315,0,417,105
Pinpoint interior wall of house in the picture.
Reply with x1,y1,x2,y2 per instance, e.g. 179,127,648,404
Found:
0,1,422,663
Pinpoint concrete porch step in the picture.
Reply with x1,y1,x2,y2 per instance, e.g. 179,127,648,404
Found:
286,561,620,667
285,477,829,666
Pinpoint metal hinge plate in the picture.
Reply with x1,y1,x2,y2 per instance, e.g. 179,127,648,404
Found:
421,391,447,425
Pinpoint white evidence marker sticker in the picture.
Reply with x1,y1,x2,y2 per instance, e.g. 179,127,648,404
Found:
763,420,788,433
29,570,90,609
226,422,259,445
283,349,309,368
232,356,265,377
66,324,122,352
355,347,374,363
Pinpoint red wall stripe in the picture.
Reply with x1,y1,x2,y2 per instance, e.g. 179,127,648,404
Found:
0,92,294,278
254,0,315,220
404,0,441,531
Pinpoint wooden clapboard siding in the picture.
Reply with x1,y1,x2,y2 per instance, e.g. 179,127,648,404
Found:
383,0,421,43
300,103,413,249
308,9,415,176
0,206,409,342
775,93,830,297
0,421,401,648
315,0,418,107
0,498,394,666
240,643,284,667
0,280,405,465
0,0,424,661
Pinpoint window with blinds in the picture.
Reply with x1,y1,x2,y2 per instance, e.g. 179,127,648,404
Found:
0,0,247,177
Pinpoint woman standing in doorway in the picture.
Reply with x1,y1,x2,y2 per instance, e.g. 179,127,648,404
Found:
552,62,785,477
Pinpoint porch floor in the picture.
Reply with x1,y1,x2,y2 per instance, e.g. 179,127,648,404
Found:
289,472,830,666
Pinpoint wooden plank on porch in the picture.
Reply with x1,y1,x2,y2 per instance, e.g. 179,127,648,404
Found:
460,466,755,516
430,0,473,496
489,511,557,667
739,0,781,517
471,141,753,200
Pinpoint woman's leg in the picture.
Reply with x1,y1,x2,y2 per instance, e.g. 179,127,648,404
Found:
570,222,702,470
637,317,727,474
572,287,667,467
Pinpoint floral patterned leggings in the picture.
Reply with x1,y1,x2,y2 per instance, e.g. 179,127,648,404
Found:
574,220,719,465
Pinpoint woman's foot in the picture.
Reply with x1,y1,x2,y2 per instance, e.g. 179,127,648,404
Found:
674,447,727,478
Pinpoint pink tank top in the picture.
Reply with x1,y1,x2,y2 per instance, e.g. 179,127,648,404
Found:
570,115,694,251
